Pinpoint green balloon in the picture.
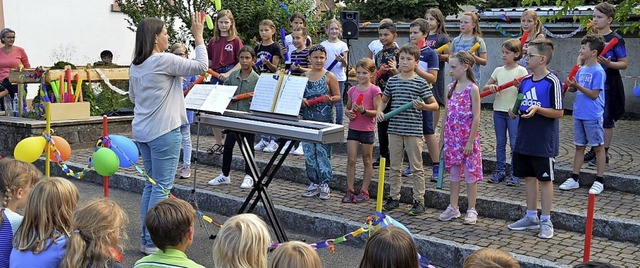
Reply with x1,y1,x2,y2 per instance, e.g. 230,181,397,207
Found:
92,148,119,176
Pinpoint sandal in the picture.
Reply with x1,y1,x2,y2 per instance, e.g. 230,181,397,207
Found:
207,144,223,154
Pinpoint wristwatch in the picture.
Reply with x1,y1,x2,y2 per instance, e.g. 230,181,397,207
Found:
360,109,366,115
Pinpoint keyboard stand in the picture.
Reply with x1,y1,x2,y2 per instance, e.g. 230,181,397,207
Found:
231,130,296,243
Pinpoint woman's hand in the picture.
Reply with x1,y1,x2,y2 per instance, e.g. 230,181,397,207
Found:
190,13,204,46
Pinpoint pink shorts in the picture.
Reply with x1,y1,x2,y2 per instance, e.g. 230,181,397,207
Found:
450,165,481,184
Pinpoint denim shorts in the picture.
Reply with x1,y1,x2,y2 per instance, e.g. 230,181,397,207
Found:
347,129,375,144
573,118,604,146
422,110,434,135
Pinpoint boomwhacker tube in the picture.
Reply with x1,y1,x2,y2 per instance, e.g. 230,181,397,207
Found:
307,94,331,106
583,194,596,262
435,44,449,54
437,148,444,189
468,42,480,53
280,28,290,63
375,157,386,231
479,74,531,98
383,97,422,121
520,32,529,48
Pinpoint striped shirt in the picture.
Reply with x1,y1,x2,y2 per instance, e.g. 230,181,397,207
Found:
383,75,433,136
290,48,309,76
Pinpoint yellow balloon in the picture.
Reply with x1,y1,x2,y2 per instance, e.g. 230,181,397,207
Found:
14,137,47,163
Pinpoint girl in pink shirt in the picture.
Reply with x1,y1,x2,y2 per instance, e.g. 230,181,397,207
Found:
342,58,382,203
0,28,30,111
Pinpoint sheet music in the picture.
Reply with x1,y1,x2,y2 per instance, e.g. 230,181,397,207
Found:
185,84,237,114
273,76,307,116
250,73,280,113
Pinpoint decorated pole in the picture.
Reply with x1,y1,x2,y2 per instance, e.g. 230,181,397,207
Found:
103,115,110,198
45,102,52,178
583,194,596,262
375,157,386,231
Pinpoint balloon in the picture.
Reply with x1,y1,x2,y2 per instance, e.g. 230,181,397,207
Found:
214,0,221,11
13,137,46,163
205,14,214,30
107,135,139,168
376,213,413,236
633,82,640,98
49,136,71,163
92,148,119,176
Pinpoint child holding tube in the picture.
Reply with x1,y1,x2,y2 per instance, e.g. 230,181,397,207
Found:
375,44,438,216
483,39,528,186
425,8,451,133
450,12,487,84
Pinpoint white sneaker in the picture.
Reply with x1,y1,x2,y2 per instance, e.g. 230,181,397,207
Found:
293,145,305,156
263,140,279,153
319,183,330,200
589,181,604,194
280,141,292,155
240,174,254,189
302,183,319,197
559,178,579,190
179,166,191,179
208,174,230,186
254,139,269,151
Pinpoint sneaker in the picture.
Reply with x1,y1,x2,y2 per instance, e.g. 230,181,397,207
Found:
254,139,269,151
464,209,478,225
208,174,230,186
559,178,579,190
302,183,320,197
508,215,540,231
538,219,554,239
407,201,425,216
319,183,330,200
342,189,356,203
263,140,279,153
430,164,439,182
588,155,610,167
488,170,506,183
402,166,411,177
372,159,391,170
382,198,400,211
354,190,370,203
140,244,159,255
373,159,381,167
292,145,305,156
584,148,596,162
438,205,461,221
506,176,519,186
179,166,191,179
240,174,253,189
589,181,604,195
279,141,292,155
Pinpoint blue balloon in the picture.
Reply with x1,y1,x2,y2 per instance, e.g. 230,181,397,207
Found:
376,212,413,237
634,83,640,98
107,135,139,168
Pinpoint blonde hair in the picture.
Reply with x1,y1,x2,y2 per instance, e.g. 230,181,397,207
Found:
0,158,41,208
13,177,79,254
520,10,543,38
325,18,343,39
213,10,238,42
61,198,128,268
212,214,270,268
463,248,520,268
259,19,276,31
461,12,482,37
269,241,322,268
170,43,187,54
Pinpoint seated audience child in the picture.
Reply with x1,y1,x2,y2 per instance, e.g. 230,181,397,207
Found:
269,241,322,268
10,177,80,268
61,198,128,268
463,248,520,268
212,213,270,268
358,226,420,268
134,198,203,268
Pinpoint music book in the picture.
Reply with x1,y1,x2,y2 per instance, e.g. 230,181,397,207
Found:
184,84,237,114
250,72,308,117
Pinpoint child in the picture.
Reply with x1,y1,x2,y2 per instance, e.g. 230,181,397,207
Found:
343,58,382,203
450,12,487,84
372,21,400,169
172,43,198,179
358,226,419,268
135,198,203,268
583,2,628,167
212,214,270,268
559,34,606,194
484,39,528,186
61,198,128,268
366,18,397,64
507,39,563,239
300,45,341,199
517,10,545,67
283,12,312,66
10,177,80,267
438,51,482,225
207,9,243,153
406,18,440,181
208,46,260,190
376,44,439,215
269,241,322,268
0,159,41,267
425,8,451,133
463,248,520,268
289,26,311,76
255,19,283,74
321,19,349,125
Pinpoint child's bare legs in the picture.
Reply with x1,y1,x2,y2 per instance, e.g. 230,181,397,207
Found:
213,127,224,145
594,145,605,177
540,180,553,216
525,177,539,211
424,134,439,166
467,182,477,210
450,181,461,208
572,146,586,174
361,142,374,191
345,140,359,191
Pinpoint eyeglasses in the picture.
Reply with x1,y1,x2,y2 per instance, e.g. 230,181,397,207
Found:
524,53,544,59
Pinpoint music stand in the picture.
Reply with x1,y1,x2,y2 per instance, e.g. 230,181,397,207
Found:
188,111,214,238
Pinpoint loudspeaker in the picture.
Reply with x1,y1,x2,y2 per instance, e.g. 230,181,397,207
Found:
340,11,359,39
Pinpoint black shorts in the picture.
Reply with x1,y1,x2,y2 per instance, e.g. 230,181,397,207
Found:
512,152,555,181
422,110,434,135
347,129,375,144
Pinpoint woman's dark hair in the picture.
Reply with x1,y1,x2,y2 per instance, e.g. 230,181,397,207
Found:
1,28,15,44
132,18,165,65
359,226,419,268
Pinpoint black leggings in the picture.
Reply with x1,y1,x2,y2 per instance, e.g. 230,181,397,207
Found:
222,132,255,176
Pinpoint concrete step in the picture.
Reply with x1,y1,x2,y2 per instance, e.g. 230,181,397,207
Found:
44,156,639,268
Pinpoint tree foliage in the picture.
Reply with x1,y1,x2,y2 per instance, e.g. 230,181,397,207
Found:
343,0,464,21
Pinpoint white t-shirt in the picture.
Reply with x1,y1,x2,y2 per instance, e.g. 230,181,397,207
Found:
284,34,312,64
4,208,22,234
321,40,349,81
